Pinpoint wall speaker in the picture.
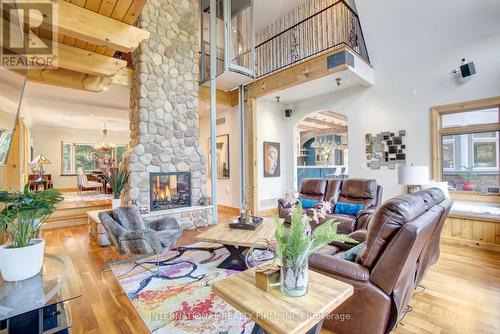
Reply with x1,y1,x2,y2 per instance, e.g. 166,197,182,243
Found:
460,62,476,78
284,109,293,118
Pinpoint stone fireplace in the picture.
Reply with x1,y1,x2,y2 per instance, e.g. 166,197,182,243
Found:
150,172,192,211
122,0,212,229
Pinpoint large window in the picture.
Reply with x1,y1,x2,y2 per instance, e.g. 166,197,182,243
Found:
431,97,500,196
61,142,128,175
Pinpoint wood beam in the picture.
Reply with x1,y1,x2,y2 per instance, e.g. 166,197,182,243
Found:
247,46,349,99
296,124,318,131
199,86,239,107
30,0,150,52
303,117,347,132
112,68,133,87
26,68,112,92
49,38,127,76
318,110,348,121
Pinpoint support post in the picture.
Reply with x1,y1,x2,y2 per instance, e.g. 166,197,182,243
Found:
238,85,245,209
209,0,218,224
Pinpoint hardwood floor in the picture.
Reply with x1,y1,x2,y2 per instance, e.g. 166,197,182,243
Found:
42,214,500,334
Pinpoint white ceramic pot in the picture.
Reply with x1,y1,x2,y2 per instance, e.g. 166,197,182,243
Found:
0,239,45,282
112,198,121,209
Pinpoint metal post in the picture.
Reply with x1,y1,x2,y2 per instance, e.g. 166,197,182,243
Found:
209,0,218,224
238,85,245,209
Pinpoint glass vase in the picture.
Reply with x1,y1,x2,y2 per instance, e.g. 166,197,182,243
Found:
280,258,308,297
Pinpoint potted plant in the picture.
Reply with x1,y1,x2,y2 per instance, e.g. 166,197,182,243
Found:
103,169,130,208
0,185,63,281
274,204,355,297
460,166,476,191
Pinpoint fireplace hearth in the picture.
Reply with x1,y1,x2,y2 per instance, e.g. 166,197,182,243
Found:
150,172,191,211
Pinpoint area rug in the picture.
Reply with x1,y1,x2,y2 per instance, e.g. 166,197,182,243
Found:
110,243,263,334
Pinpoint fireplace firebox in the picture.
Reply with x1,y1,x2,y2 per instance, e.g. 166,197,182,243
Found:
149,172,191,211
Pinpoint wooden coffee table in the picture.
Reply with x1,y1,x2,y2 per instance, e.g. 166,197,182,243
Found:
212,268,354,334
195,217,277,270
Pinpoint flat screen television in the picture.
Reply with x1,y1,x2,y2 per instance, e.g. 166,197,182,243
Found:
0,4,28,166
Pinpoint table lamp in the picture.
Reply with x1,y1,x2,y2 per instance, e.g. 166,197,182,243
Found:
31,154,51,180
398,165,430,193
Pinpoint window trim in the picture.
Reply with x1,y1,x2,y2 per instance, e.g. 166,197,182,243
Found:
430,96,500,202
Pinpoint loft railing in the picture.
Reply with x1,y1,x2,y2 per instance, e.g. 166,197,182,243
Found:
255,0,370,78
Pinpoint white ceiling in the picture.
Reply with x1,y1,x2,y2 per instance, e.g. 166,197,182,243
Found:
356,0,500,66
21,82,130,132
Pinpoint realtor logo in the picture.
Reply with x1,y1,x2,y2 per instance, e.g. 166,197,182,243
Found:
1,0,58,69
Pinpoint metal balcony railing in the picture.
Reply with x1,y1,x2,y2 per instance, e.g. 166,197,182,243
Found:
255,0,370,78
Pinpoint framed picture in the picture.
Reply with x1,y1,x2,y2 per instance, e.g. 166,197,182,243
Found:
208,134,230,179
263,141,280,177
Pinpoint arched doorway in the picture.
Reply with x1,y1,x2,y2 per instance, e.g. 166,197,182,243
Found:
294,110,348,190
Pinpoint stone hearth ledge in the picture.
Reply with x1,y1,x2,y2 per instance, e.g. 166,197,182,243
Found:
143,205,214,230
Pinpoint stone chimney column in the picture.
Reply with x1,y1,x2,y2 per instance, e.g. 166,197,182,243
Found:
122,0,208,227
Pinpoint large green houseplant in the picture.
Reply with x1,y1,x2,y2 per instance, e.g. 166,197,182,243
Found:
274,204,354,297
0,185,63,281
103,169,129,208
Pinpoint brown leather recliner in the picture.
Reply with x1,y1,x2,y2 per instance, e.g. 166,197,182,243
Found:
278,178,383,233
415,188,453,285
277,178,327,223
324,178,383,234
309,188,452,334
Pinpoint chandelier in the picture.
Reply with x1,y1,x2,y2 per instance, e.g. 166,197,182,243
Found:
94,124,116,152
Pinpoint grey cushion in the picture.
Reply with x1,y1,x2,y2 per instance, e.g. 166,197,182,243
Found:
113,206,146,231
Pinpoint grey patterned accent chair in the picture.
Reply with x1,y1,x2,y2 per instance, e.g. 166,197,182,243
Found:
98,206,182,258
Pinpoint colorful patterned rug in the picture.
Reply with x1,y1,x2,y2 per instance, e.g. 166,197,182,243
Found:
110,243,260,333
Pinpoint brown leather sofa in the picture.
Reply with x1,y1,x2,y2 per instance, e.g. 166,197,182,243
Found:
309,188,452,334
278,178,383,234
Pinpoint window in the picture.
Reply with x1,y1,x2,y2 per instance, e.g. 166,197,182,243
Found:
62,142,128,174
431,97,500,196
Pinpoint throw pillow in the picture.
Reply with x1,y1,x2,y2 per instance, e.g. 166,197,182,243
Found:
300,198,320,209
343,242,366,262
335,202,364,216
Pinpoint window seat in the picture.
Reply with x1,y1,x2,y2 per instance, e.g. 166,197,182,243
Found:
450,200,500,223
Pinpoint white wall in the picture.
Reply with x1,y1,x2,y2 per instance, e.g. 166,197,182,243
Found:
256,99,289,210
31,127,129,189
199,107,241,208
283,32,500,201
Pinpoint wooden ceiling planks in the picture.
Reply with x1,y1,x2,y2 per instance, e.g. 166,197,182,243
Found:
60,0,145,57
24,0,149,92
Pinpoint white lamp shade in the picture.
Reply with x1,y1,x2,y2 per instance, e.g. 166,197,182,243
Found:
398,166,430,185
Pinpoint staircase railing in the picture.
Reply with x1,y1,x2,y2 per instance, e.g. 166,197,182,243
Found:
255,0,369,78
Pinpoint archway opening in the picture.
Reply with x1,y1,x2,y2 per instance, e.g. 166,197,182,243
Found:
294,110,348,191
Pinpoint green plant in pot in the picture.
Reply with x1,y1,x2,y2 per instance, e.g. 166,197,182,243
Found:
274,204,355,297
459,165,476,191
103,169,130,209
0,185,63,281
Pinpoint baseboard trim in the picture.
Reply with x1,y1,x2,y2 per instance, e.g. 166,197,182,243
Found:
217,205,240,216
441,237,500,253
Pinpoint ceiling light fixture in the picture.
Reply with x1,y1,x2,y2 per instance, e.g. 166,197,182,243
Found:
94,123,116,152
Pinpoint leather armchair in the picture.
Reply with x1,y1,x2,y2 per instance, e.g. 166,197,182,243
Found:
322,179,382,234
278,178,327,223
310,188,452,334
